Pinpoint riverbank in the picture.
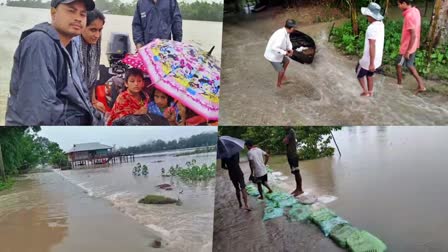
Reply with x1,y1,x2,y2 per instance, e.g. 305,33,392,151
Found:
0,178,14,191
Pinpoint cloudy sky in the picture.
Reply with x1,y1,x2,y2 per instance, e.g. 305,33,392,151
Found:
38,126,217,151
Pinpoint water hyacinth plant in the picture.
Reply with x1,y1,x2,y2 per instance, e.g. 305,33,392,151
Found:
132,163,149,176
168,159,216,181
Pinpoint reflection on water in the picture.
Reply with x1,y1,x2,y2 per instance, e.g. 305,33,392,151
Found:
272,127,448,251
56,151,217,252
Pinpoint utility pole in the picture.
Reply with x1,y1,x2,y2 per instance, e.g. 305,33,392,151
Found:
0,145,7,182
330,131,342,157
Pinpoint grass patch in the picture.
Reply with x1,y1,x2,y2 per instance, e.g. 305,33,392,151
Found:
0,178,15,191
169,160,216,181
330,19,448,82
138,195,178,204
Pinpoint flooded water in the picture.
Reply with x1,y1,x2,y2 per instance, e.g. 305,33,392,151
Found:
219,11,448,126
215,127,448,251
0,6,223,124
0,151,217,252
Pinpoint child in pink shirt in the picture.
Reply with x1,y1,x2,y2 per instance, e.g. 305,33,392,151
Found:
396,0,426,94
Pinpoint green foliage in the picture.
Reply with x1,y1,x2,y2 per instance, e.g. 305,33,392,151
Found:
0,178,15,191
331,19,448,79
120,132,217,155
169,160,215,181
138,194,178,204
219,126,341,160
0,127,41,175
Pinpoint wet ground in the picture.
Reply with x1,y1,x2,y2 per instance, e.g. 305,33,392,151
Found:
0,151,216,252
214,127,448,251
219,7,448,125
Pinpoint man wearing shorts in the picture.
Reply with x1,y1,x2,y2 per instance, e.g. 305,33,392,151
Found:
246,140,273,200
356,2,384,97
264,19,296,88
222,152,250,210
283,127,303,196
397,0,426,94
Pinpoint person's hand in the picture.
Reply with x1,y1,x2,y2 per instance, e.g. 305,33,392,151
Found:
405,51,410,60
287,50,293,57
163,107,176,123
177,102,187,125
93,101,106,113
369,63,375,73
135,105,147,115
136,43,143,52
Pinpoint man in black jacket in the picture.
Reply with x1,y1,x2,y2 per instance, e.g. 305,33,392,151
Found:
222,153,251,210
6,0,102,125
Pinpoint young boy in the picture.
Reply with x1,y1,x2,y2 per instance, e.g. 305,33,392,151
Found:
356,2,385,97
245,140,273,200
396,0,426,94
107,68,149,125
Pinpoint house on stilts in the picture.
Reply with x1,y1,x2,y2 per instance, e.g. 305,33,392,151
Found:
66,142,135,169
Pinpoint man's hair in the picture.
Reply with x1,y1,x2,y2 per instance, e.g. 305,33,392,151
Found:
285,19,297,29
245,140,254,147
87,8,105,26
398,0,413,5
125,68,144,82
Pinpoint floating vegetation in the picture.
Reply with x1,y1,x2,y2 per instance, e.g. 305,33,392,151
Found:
133,163,149,176
138,194,178,204
168,159,215,181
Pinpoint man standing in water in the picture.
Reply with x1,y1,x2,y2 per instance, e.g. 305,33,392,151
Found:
246,140,273,200
6,0,99,125
396,0,426,94
221,152,251,211
356,2,385,97
264,19,296,88
283,127,303,196
132,0,183,50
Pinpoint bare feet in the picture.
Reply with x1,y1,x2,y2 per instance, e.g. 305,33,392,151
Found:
396,84,403,88
257,196,264,200
267,190,273,194
243,207,252,211
276,83,282,89
414,87,426,95
360,92,370,97
292,190,304,197
290,189,298,195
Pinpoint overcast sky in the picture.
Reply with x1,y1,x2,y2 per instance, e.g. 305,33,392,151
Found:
38,126,217,151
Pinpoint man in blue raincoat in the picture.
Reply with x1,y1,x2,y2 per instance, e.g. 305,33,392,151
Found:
6,0,103,125
132,0,183,49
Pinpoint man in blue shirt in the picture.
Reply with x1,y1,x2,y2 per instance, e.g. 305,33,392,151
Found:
132,0,183,49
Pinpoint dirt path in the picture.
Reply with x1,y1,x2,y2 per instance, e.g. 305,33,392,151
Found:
213,160,343,252
219,8,448,125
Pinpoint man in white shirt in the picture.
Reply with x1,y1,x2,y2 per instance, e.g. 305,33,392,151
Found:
246,140,273,200
264,19,296,88
356,2,385,97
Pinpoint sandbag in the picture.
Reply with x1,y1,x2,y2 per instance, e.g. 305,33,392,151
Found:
329,224,359,248
320,216,349,237
288,203,312,222
112,114,170,126
347,230,387,252
263,206,284,221
265,192,298,208
245,184,260,197
309,208,337,225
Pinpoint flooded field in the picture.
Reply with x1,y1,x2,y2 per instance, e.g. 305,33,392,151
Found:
214,127,448,251
0,150,217,252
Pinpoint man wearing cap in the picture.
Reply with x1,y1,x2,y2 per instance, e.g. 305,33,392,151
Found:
6,0,101,125
396,0,426,94
132,0,183,50
264,19,296,88
356,2,385,97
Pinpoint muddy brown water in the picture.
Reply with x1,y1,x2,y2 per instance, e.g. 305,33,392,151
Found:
214,127,448,251
219,10,448,126
0,151,216,252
